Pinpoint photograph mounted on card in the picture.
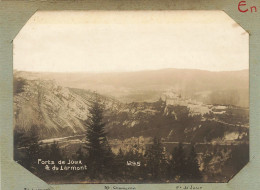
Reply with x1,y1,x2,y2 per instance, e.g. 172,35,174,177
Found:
13,10,249,184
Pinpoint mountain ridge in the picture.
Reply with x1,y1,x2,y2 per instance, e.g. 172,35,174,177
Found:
14,68,249,107
13,77,249,143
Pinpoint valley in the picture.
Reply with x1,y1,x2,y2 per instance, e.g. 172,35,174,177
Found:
13,68,249,183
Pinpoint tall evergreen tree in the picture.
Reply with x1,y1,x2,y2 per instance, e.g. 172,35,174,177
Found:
186,145,202,181
84,93,113,179
146,137,168,181
169,142,186,181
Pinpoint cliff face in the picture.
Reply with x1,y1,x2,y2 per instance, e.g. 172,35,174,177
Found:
13,77,249,145
13,80,90,138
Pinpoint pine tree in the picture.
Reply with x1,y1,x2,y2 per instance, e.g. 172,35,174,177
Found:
146,137,167,181
169,142,186,181
186,145,202,181
84,93,113,179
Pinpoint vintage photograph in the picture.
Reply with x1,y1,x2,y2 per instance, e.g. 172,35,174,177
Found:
13,11,249,184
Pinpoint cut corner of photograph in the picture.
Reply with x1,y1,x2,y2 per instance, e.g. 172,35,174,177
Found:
12,10,249,185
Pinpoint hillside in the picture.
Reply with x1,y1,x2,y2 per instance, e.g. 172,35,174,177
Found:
13,77,249,145
13,75,249,182
14,69,249,107
14,79,90,138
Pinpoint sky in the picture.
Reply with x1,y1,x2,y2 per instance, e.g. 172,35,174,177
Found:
13,11,249,73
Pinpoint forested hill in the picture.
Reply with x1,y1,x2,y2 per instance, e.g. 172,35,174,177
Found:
14,77,248,144
14,69,249,107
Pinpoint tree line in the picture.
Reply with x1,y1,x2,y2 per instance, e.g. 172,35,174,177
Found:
14,95,202,183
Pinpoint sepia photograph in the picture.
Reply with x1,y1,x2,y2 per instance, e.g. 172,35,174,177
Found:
13,11,249,184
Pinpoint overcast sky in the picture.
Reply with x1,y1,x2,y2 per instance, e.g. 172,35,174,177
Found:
13,11,248,73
